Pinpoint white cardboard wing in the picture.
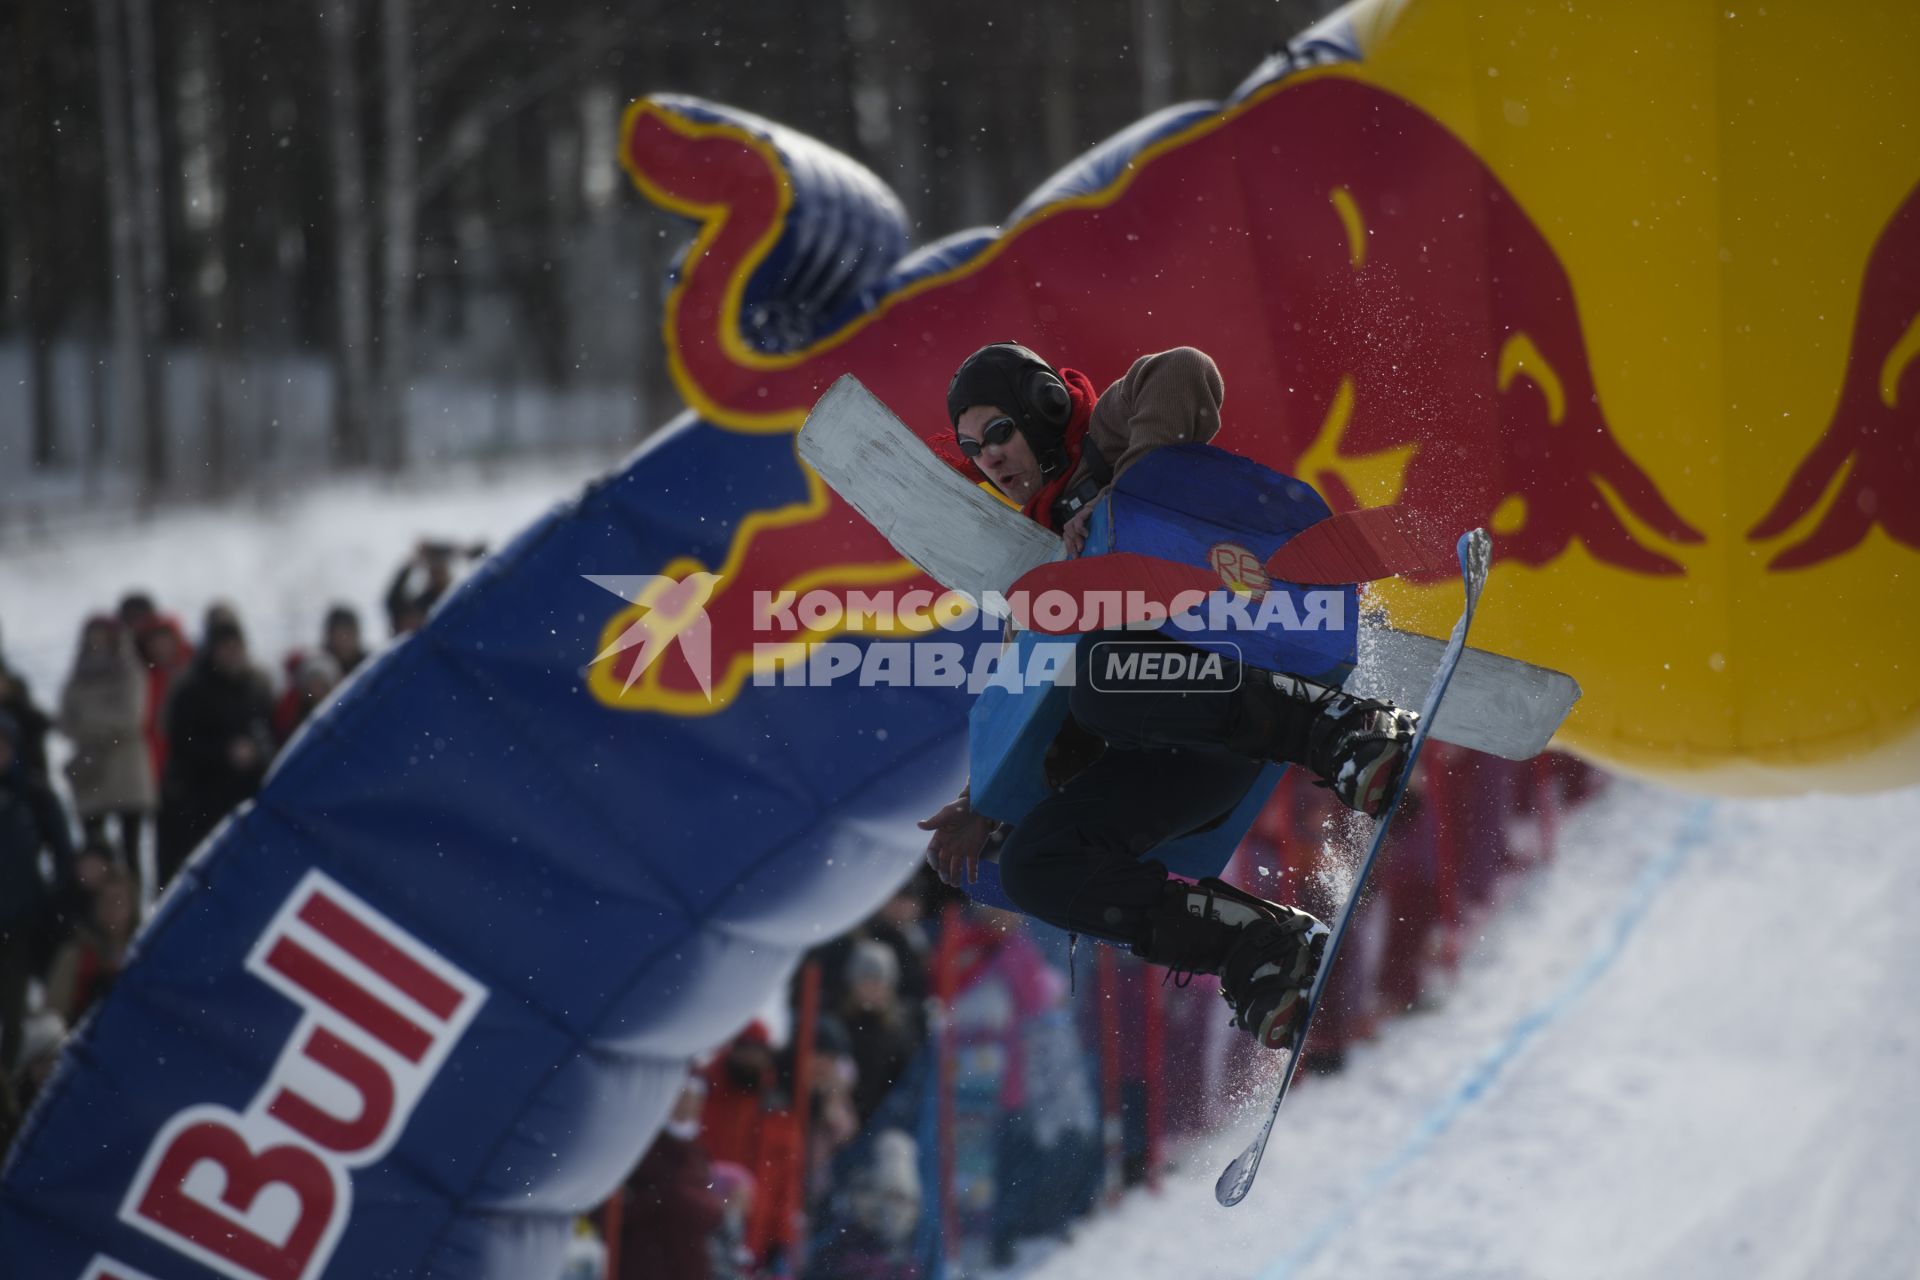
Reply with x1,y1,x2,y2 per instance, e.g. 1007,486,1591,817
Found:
797,376,1061,614
796,375,1580,760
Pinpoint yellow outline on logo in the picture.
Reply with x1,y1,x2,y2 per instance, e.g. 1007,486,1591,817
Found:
616,68,1357,435
585,461,950,715
603,75,1353,715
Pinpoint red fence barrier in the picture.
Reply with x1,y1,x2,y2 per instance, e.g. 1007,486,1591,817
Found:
1078,749,1592,1196
597,751,1598,1279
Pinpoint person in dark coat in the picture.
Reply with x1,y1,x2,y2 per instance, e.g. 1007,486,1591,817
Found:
1,710,77,1072
321,605,369,677
0,657,55,785
385,540,483,636
117,592,157,636
154,620,274,890
838,940,918,1125
814,874,935,1044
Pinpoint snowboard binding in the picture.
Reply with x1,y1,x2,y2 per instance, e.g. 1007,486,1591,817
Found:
1136,876,1327,1050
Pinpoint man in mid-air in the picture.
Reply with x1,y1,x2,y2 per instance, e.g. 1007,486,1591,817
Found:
919,342,1416,1049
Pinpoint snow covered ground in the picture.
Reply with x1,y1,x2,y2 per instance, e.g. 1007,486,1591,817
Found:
1019,780,1920,1280
0,463,597,702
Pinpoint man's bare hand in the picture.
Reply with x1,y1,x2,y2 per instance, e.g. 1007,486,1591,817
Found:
917,796,994,886
1062,501,1099,557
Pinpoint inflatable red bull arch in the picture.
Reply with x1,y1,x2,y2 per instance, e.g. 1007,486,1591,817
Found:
5,0,1916,1275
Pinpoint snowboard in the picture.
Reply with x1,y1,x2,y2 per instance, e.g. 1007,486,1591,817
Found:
1215,526,1492,1207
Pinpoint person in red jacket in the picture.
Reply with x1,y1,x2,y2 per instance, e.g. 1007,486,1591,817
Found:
133,615,193,787
698,1025,803,1273
272,650,342,746
621,1078,725,1280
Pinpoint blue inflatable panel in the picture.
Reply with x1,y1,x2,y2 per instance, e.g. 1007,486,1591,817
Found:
1228,9,1363,102
649,96,911,353
0,416,986,1280
1,26,1381,1280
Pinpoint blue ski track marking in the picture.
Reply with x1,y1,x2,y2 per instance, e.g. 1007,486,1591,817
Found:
1253,797,1720,1280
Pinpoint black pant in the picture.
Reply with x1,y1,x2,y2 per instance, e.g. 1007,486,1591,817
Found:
995,634,1265,947
0,924,34,1074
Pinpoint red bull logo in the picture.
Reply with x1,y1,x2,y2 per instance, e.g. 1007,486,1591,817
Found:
118,872,487,1280
599,72,1696,714
597,0,1920,794
1748,179,1920,570
1207,543,1273,598
79,1262,160,1280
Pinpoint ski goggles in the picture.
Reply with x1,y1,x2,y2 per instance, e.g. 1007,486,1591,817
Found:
956,415,1019,459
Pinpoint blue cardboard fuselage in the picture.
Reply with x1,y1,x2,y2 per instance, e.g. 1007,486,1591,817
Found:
967,446,1358,902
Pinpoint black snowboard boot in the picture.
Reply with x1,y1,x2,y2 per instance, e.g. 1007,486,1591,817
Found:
1226,671,1417,818
1135,877,1329,1051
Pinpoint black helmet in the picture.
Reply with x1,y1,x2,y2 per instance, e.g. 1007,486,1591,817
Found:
945,342,1074,477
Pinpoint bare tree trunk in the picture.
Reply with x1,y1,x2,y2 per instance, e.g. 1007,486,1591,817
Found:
322,0,374,469
180,14,233,495
956,94,996,229
1041,0,1077,172
92,0,147,496
378,0,416,472
1133,0,1174,114
890,50,929,233
87,336,111,495
845,0,930,231
123,0,171,491
12,1,59,468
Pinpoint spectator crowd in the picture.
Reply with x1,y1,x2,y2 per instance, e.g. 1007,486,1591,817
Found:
605,749,1601,1280
614,867,961,1280
0,538,481,1156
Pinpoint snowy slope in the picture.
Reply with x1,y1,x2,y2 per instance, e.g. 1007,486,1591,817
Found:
0,464,592,701
1021,782,1920,1280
